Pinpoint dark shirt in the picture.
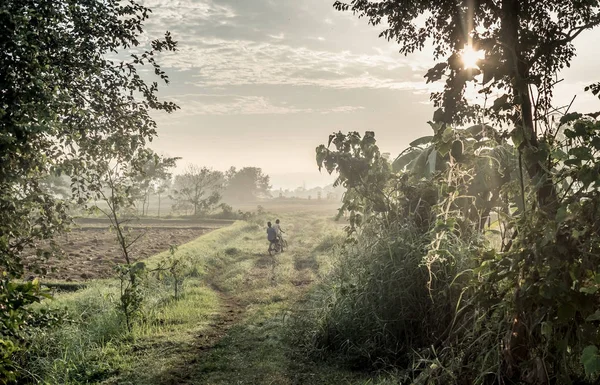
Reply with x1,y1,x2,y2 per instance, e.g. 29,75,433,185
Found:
267,227,277,241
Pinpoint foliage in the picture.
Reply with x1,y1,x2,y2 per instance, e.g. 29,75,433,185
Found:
170,165,224,216
0,0,178,380
88,153,174,332
155,245,191,301
334,0,600,210
222,167,271,203
316,2,600,382
1,278,68,384
312,119,600,383
316,131,394,233
131,152,179,216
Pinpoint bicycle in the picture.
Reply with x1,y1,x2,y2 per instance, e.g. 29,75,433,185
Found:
279,238,288,250
268,240,282,256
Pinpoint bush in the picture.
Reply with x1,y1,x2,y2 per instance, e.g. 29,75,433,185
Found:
291,214,477,369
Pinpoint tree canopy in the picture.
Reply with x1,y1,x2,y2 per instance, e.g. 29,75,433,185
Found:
1,0,178,279
334,0,600,209
223,167,271,203
1,1,178,377
170,165,224,216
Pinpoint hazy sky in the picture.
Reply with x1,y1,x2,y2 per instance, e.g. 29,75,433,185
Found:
140,0,600,190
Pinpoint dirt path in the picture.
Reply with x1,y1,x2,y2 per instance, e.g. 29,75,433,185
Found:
158,284,247,385
111,215,368,385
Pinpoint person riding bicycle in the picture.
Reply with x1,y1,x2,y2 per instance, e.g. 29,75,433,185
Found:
266,221,278,247
273,219,285,251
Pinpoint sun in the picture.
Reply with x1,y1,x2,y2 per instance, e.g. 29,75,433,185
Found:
461,44,485,69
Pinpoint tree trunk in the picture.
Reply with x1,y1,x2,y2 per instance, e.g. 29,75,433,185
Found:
501,0,557,213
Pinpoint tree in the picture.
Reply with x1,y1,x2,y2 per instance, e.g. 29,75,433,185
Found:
170,165,223,216
156,178,172,218
132,152,179,216
0,0,178,379
334,0,600,211
222,167,271,203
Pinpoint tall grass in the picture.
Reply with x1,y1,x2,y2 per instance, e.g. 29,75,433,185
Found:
19,283,126,384
290,215,477,371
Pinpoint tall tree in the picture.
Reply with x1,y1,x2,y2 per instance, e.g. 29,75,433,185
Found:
0,0,178,377
132,152,179,216
223,167,271,203
334,0,600,211
170,165,224,216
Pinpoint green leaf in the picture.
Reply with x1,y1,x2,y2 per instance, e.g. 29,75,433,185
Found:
511,128,524,148
555,205,568,223
581,286,599,295
559,112,583,125
581,345,600,377
409,136,434,147
586,311,600,322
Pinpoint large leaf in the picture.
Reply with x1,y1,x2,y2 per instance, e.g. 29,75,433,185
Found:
581,345,600,377
409,136,434,147
392,150,422,172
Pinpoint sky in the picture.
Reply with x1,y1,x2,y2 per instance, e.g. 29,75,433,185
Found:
139,0,600,190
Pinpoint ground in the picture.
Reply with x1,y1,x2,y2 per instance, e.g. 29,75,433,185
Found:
28,205,381,385
25,218,232,282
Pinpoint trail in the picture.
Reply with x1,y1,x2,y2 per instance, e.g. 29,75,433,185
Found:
158,284,246,385
115,214,367,385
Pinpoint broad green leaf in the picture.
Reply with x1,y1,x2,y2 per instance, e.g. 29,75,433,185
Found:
581,345,600,377
586,311,600,322
409,136,434,147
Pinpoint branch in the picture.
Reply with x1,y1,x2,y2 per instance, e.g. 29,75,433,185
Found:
529,17,600,66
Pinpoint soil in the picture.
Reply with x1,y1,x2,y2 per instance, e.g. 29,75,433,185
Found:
25,218,232,282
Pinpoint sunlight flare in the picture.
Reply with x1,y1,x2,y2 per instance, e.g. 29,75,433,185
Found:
461,44,485,69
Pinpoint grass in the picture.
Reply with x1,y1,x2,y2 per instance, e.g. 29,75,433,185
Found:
21,211,396,385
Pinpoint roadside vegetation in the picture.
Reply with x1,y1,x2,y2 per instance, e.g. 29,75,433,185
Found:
3,0,600,384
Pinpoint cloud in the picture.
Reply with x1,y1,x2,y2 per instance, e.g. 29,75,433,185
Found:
152,37,433,93
159,93,364,116
138,0,434,95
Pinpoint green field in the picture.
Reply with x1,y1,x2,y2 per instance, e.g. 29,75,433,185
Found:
22,207,389,385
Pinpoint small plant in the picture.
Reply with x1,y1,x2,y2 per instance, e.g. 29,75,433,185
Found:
114,262,147,331
165,245,188,300
88,154,172,332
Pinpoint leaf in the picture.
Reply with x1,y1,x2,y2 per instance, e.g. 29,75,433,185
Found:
492,94,510,111
559,112,583,125
586,310,600,322
392,150,421,172
409,136,434,147
424,62,448,83
581,345,600,377
511,128,525,148
426,149,438,175
555,205,568,223
433,108,445,122
580,286,598,295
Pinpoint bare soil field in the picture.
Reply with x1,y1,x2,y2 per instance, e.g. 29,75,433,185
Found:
28,218,233,282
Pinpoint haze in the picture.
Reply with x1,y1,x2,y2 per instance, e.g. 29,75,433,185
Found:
143,0,600,190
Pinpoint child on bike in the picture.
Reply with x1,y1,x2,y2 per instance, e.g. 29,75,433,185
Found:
266,221,277,247
273,219,285,241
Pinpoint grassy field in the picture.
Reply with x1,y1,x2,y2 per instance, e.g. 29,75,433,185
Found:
23,208,392,385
